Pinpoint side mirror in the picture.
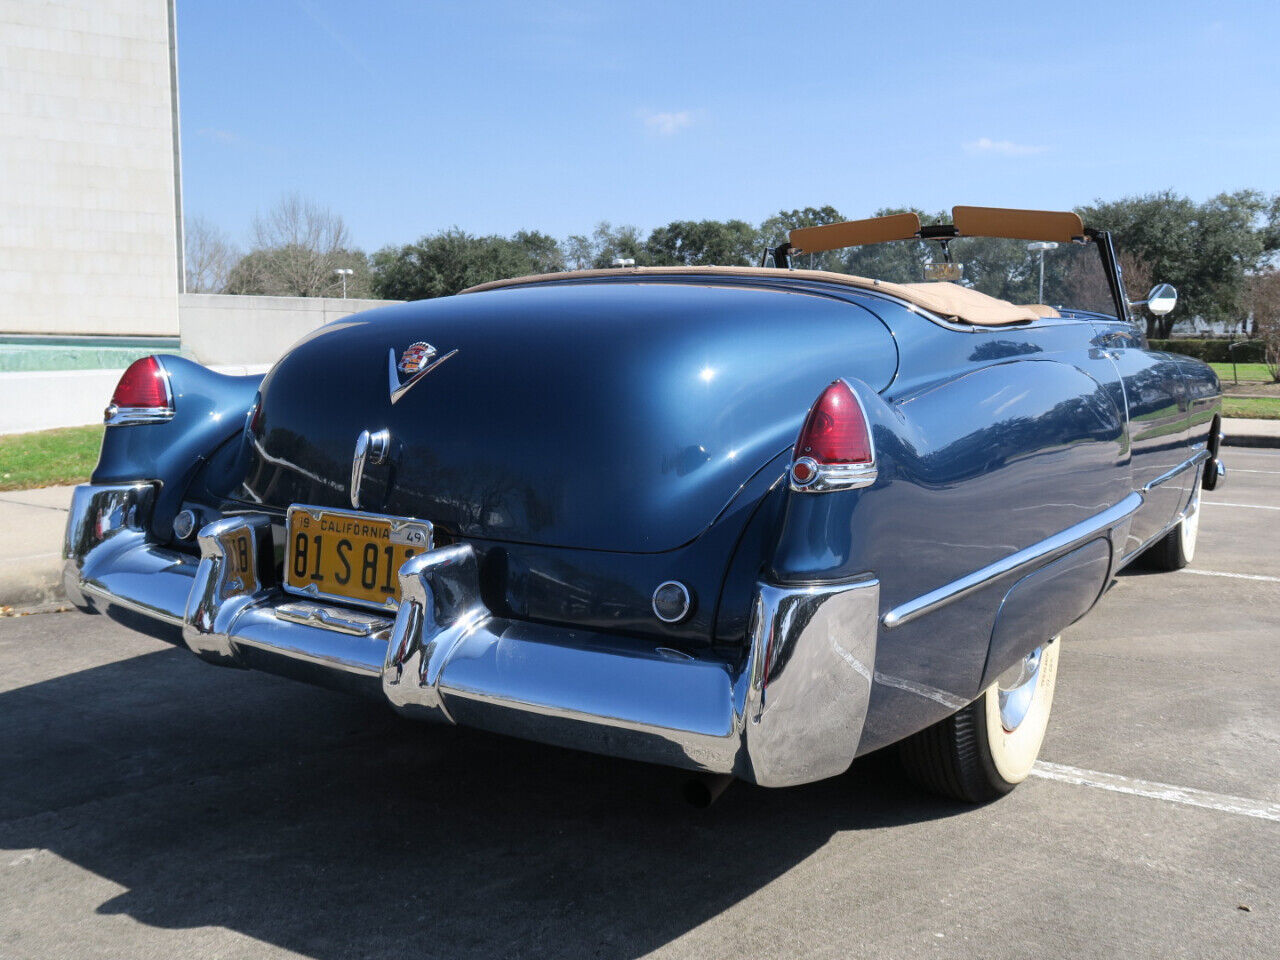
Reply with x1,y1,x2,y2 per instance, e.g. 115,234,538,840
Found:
1143,283,1178,316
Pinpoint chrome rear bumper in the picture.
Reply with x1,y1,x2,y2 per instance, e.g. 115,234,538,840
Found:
63,483,880,787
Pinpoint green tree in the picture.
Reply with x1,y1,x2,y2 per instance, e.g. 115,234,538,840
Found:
839,207,947,282
588,221,650,268
759,206,846,271
1077,190,1280,337
564,234,595,270
512,230,565,275
644,219,761,266
371,228,564,300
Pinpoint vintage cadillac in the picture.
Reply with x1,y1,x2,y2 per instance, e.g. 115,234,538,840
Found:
63,206,1224,804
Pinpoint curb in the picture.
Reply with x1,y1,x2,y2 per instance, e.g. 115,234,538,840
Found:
1222,433,1280,449
0,560,65,609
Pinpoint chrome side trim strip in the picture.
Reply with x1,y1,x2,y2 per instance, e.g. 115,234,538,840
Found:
1117,482,1205,569
1143,448,1210,492
881,492,1142,630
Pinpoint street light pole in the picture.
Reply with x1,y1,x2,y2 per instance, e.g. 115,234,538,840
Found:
1026,242,1059,303
334,267,354,299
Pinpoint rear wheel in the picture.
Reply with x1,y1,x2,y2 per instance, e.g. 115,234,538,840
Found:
1140,488,1200,572
899,638,1059,803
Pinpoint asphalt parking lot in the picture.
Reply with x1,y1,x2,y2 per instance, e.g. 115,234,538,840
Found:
1,450,1276,960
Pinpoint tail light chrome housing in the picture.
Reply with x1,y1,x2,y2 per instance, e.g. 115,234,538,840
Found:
104,356,175,426
789,379,877,492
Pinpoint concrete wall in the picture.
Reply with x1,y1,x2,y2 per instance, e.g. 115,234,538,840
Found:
179,293,401,366
0,0,182,336
0,361,267,435
0,294,400,434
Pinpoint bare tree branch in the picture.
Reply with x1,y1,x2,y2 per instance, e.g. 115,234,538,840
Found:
183,216,239,293
226,193,368,297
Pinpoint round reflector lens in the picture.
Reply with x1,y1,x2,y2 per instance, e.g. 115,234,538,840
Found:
652,581,692,623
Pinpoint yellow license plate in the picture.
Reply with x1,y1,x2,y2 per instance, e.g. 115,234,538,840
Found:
284,505,433,611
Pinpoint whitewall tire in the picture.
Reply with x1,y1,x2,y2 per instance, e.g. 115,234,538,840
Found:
899,637,1060,802
1141,488,1200,572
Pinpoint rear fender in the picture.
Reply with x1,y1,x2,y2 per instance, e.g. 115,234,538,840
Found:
769,361,1130,754
92,356,262,538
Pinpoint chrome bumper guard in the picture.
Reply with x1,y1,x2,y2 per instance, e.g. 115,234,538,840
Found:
63,483,879,787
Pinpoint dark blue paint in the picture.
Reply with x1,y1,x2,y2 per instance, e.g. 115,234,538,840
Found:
239,282,898,553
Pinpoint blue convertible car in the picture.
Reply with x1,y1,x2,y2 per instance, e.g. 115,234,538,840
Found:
63,206,1224,804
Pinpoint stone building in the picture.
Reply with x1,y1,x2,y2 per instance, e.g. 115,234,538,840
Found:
1,0,183,336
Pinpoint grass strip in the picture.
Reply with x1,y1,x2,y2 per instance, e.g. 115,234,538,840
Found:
0,425,103,491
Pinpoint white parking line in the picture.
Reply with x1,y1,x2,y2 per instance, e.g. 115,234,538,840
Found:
1231,468,1280,475
1202,501,1280,511
1031,761,1280,822
1180,568,1280,583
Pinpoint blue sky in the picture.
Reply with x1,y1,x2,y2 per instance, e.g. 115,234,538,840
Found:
177,0,1280,252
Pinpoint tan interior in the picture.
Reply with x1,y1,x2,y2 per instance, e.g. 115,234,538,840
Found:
951,206,1085,242
460,266,1057,326
1020,304,1062,318
789,212,922,254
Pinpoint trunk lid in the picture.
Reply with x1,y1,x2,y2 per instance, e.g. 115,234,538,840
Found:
241,279,897,552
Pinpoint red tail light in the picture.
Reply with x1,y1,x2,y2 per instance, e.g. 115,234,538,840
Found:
106,356,173,424
790,380,876,492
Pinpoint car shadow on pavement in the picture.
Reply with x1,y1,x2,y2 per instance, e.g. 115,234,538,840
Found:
0,645,970,960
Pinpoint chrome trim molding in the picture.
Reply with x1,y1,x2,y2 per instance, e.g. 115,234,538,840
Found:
276,601,393,638
63,482,882,788
1143,448,1210,492
881,492,1142,630
62,482,195,626
104,404,176,426
651,580,692,623
350,428,391,509
740,576,879,785
183,514,276,665
790,459,877,492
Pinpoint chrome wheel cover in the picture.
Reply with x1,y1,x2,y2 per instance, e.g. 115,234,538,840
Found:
996,647,1043,733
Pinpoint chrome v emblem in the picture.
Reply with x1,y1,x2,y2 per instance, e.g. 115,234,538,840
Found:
388,346,458,404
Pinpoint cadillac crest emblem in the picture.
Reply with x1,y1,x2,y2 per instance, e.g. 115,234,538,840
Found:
387,340,458,404
398,341,437,375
